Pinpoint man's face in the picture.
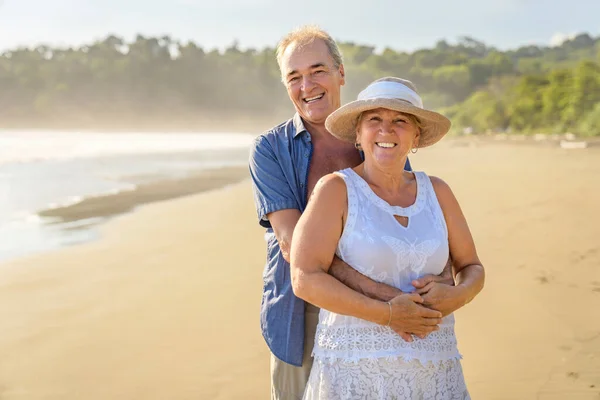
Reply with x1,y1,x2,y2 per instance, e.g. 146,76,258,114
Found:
280,39,345,125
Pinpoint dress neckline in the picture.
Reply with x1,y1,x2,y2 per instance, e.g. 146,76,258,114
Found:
345,168,426,218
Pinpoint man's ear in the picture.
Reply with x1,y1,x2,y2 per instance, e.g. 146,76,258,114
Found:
339,64,346,85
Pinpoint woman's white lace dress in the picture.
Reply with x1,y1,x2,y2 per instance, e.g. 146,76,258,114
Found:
303,169,470,400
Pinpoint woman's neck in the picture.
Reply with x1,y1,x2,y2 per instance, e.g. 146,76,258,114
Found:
359,159,412,194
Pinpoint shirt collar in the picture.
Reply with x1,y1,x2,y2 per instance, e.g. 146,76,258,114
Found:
292,113,308,138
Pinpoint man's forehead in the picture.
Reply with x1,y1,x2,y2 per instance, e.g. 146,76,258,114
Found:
281,39,333,72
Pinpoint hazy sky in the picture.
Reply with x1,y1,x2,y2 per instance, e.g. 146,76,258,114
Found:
0,0,599,52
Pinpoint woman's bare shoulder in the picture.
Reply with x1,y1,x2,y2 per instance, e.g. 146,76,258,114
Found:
428,175,451,193
308,172,348,206
428,175,457,201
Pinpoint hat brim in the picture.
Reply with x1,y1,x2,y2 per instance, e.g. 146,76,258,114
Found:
325,98,451,148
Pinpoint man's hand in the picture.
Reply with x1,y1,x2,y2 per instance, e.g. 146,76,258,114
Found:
387,293,442,342
411,272,453,291
412,256,455,289
414,282,466,317
411,256,464,317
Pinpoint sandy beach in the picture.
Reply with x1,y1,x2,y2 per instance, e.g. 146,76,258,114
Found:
0,140,599,399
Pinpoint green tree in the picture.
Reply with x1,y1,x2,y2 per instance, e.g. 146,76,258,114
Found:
507,75,548,131
577,103,600,136
562,60,600,128
541,69,572,131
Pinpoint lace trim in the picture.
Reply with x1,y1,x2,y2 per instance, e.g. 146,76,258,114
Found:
312,323,461,365
345,169,427,217
305,357,470,400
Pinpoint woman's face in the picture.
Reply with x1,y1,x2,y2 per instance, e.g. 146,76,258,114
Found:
356,108,420,170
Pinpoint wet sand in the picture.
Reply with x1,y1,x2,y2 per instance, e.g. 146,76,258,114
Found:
38,166,250,223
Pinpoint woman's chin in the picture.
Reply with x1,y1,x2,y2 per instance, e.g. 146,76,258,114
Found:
370,155,405,171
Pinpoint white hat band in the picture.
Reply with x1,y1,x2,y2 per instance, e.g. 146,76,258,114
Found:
357,81,424,109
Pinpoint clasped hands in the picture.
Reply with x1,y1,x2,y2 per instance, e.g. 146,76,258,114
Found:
387,272,464,342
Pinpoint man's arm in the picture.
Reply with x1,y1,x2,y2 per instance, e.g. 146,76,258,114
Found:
329,257,401,301
266,209,301,262
249,135,298,229
268,210,402,302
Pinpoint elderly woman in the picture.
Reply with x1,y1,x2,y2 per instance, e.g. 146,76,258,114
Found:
290,77,484,399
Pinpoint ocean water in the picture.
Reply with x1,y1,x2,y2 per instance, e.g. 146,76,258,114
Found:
0,130,255,263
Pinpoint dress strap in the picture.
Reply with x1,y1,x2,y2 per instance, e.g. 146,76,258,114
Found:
419,172,449,239
333,169,359,245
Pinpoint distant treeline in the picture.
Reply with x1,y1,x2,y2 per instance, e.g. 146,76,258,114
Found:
1,33,599,135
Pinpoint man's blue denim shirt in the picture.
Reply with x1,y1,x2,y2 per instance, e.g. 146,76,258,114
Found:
248,113,411,366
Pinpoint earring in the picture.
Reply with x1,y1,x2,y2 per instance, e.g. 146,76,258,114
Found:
355,143,362,151
411,147,418,154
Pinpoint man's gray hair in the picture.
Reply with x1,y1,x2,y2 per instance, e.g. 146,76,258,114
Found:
276,25,343,77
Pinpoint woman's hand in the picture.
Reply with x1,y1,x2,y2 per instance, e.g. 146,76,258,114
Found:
388,293,442,342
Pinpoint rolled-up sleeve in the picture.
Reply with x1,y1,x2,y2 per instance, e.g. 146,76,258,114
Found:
249,135,298,228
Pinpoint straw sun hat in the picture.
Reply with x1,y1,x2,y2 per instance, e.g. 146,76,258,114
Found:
325,77,451,148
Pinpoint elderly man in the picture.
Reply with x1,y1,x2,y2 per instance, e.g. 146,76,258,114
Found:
249,26,453,399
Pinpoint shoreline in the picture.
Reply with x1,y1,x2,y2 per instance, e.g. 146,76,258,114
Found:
0,165,251,265
37,165,250,224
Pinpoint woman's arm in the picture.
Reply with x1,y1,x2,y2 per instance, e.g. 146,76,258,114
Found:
416,176,485,316
291,174,442,341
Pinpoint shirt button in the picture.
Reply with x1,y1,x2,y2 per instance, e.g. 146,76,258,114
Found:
305,153,309,158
